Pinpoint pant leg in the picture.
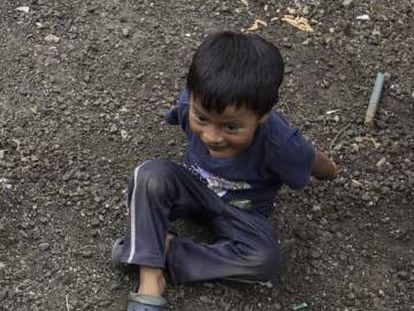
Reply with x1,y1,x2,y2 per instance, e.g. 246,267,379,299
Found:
117,159,221,268
167,207,283,284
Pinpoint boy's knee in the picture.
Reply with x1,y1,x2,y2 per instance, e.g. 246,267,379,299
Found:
129,159,177,194
248,245,283,280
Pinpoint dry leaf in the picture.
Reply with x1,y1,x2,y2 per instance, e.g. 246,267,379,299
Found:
245,19,267,32
282,15,314,32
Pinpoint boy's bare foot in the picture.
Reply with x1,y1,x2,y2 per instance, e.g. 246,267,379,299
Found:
135,233,175,296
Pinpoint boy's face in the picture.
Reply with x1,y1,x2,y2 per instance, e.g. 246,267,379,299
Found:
189,95,269,158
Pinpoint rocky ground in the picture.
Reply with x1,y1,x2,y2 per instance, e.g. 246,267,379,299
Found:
0,0,413,310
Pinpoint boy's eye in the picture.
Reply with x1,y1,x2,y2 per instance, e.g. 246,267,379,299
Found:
226,123,240,132
197,115,207,122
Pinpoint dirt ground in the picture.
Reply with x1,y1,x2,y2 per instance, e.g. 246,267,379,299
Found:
1,0,413,310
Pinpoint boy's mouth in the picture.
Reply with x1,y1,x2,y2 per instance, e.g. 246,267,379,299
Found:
205,144,227,151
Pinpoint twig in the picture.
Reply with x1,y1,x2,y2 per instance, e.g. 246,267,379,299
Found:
329,120,354,153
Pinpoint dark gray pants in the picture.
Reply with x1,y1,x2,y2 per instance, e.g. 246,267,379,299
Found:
117,159,282,284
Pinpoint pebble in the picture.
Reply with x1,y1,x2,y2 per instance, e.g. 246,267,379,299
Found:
356,15,370,21
122,27,131,37
82,250,93,258
376,157,386,167
310,250,321,259
342,0,353,7
39,242,50,251
121,130,128,140
91,218,100,227
0,287,8,301
199,295,209,303
0,262,6,270
16,6,30,13
44,34,61,43
110,124,118,133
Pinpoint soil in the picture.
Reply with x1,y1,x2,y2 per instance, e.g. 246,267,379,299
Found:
1,0,413,310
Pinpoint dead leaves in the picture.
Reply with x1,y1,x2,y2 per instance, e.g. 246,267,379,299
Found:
244,19,268,32
242,6,316,34
281,15,314,32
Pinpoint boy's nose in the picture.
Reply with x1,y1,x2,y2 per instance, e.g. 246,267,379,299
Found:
202,126,224,145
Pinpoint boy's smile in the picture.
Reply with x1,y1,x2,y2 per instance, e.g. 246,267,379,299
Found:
189,95,269,158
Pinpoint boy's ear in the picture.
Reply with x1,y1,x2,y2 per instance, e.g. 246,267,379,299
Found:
259,113,270,123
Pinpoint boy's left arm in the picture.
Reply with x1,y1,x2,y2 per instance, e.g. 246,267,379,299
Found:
311,150,338,180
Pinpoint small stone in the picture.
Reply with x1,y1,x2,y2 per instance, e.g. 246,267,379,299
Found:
39,242,50,251
199,295,209,303
44,34,60,43
312,205,321,212
0,262,6,270
347,292,356,300
0,287,8,301
16,6,30,13
122,27,130,37
397,270,408,280
82,250,93,258
91,218,100,227
0,150,4,159
121,130,128,140
376,157,386,167
310,250,321,259
356,14,370,21
62,170,73,181
342,0,353,7
39,217,48,224
110,124,118,133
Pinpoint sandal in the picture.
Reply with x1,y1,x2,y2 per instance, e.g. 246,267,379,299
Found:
127,292,166,311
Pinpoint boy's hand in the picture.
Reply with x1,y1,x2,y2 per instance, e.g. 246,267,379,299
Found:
311,150,338,181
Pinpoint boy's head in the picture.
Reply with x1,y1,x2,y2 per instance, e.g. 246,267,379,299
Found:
186,31,284,158
187,31,284,117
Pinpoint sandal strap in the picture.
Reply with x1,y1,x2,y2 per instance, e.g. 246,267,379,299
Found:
129,292,167,306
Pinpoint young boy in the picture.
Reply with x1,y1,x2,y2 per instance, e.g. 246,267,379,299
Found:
112,31,338,311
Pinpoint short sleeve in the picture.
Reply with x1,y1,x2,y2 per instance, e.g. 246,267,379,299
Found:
269,130,315,189
165,88,190,134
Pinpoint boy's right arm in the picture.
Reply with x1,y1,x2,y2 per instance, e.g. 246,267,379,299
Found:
165,88,191,134
311,150,338,180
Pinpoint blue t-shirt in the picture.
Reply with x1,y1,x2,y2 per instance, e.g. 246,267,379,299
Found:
166,89,315,217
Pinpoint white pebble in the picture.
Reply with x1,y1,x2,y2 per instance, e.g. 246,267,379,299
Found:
16,6,30,13
44,34,60,43
356,14,370,21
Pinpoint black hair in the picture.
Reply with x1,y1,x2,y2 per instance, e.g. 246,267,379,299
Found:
187,31,284,116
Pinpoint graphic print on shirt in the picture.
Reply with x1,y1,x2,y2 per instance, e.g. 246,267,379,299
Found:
185,164,253,209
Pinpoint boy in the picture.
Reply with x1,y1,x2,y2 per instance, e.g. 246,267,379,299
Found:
113,31,338,311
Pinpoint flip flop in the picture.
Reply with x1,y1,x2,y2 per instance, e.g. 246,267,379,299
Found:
127,292,166,311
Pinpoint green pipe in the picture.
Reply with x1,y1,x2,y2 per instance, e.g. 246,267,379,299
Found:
365,72,385,127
